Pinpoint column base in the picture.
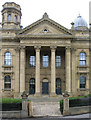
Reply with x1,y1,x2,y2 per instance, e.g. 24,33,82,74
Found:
34,92,41,97
49,93,57,97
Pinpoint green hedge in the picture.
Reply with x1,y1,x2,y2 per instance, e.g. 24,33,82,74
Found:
0,98,22,104
60,94,91,114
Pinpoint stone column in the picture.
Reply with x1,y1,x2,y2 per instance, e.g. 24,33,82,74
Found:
15,47,20,96
65,47,71,94
50,46,56,96
71,48,76,95
35,46,41,96
20,46,25,93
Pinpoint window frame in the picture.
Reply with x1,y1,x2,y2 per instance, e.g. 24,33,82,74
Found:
29,78,35,94
4,52,11,66
29,56,36,67
8,14,11,22
56,56,61,68
4,75,11,89
79,76,86,89
42,55,49,67
79,52,86,66
14,15,17,22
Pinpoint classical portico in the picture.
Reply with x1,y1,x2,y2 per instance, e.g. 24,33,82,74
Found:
19,44,72,96
16,12,73,96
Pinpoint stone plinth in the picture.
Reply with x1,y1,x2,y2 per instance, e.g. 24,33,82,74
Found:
63,91,70,116
21,91,28,118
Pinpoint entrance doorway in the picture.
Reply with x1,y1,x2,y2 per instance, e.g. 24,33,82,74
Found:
42,79,49,94
56,78,61,94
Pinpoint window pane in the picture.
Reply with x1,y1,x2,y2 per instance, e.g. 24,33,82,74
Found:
80,76,86,88
42,55,49,67
56,56,61,67
8,14,11,21
4,75,11,89
4,52,11,65
15,15,17,22
79,52,86,66
30,56,35,67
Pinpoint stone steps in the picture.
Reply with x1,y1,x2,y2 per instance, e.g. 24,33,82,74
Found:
32,102,62,116
28,95,63,102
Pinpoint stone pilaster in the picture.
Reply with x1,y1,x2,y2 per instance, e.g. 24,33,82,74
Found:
0,48,2,98
71,48,76,95
15,47,20,96
50,46,56,96
20,46,25,93
35,46,41,96
65,46,71,94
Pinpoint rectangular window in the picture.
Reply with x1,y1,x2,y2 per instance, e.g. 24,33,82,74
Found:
42,55,49,67
80,76,86,88
30,56,35,67
56,56,61,67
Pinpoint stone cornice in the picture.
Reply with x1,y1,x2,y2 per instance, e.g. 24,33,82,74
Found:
17,34,73,39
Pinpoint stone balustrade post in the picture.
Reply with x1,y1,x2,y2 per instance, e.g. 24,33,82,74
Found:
63,91,70,115
21,91,28,117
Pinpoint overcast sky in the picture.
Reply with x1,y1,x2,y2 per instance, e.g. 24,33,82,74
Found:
0,0,90,29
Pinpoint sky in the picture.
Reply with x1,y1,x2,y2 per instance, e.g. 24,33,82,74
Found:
0,0,90,29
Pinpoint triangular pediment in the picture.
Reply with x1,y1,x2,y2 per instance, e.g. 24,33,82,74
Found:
18,13,72,35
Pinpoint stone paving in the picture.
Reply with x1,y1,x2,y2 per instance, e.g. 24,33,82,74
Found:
1,113,91,120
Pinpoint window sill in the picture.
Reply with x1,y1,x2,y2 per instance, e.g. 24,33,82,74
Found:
77,88,88,91
2,65,13,68
2,89,13,91
77,66,88,68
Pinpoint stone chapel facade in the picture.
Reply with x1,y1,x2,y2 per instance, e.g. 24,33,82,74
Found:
0,2,90,98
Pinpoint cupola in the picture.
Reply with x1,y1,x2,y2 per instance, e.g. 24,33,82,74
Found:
74,15,88,30
1,2,22,29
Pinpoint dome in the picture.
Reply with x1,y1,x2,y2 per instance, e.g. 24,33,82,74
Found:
74,15,88,29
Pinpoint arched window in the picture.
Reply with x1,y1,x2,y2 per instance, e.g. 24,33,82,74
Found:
42,55,49,67
56,78,61,94
4,52,11,65
29,78,35,94
79,52,86,66
56,56,61,67
4,75,11,89
14,15,17,22
80,76,86,88
8,14,11,22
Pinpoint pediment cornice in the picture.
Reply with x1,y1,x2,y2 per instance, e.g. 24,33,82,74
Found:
18,13,72,35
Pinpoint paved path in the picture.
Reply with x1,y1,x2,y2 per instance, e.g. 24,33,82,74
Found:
1,113,91,120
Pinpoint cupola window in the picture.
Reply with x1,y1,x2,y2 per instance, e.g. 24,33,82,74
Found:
8,14,11,22
15,15,17,22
